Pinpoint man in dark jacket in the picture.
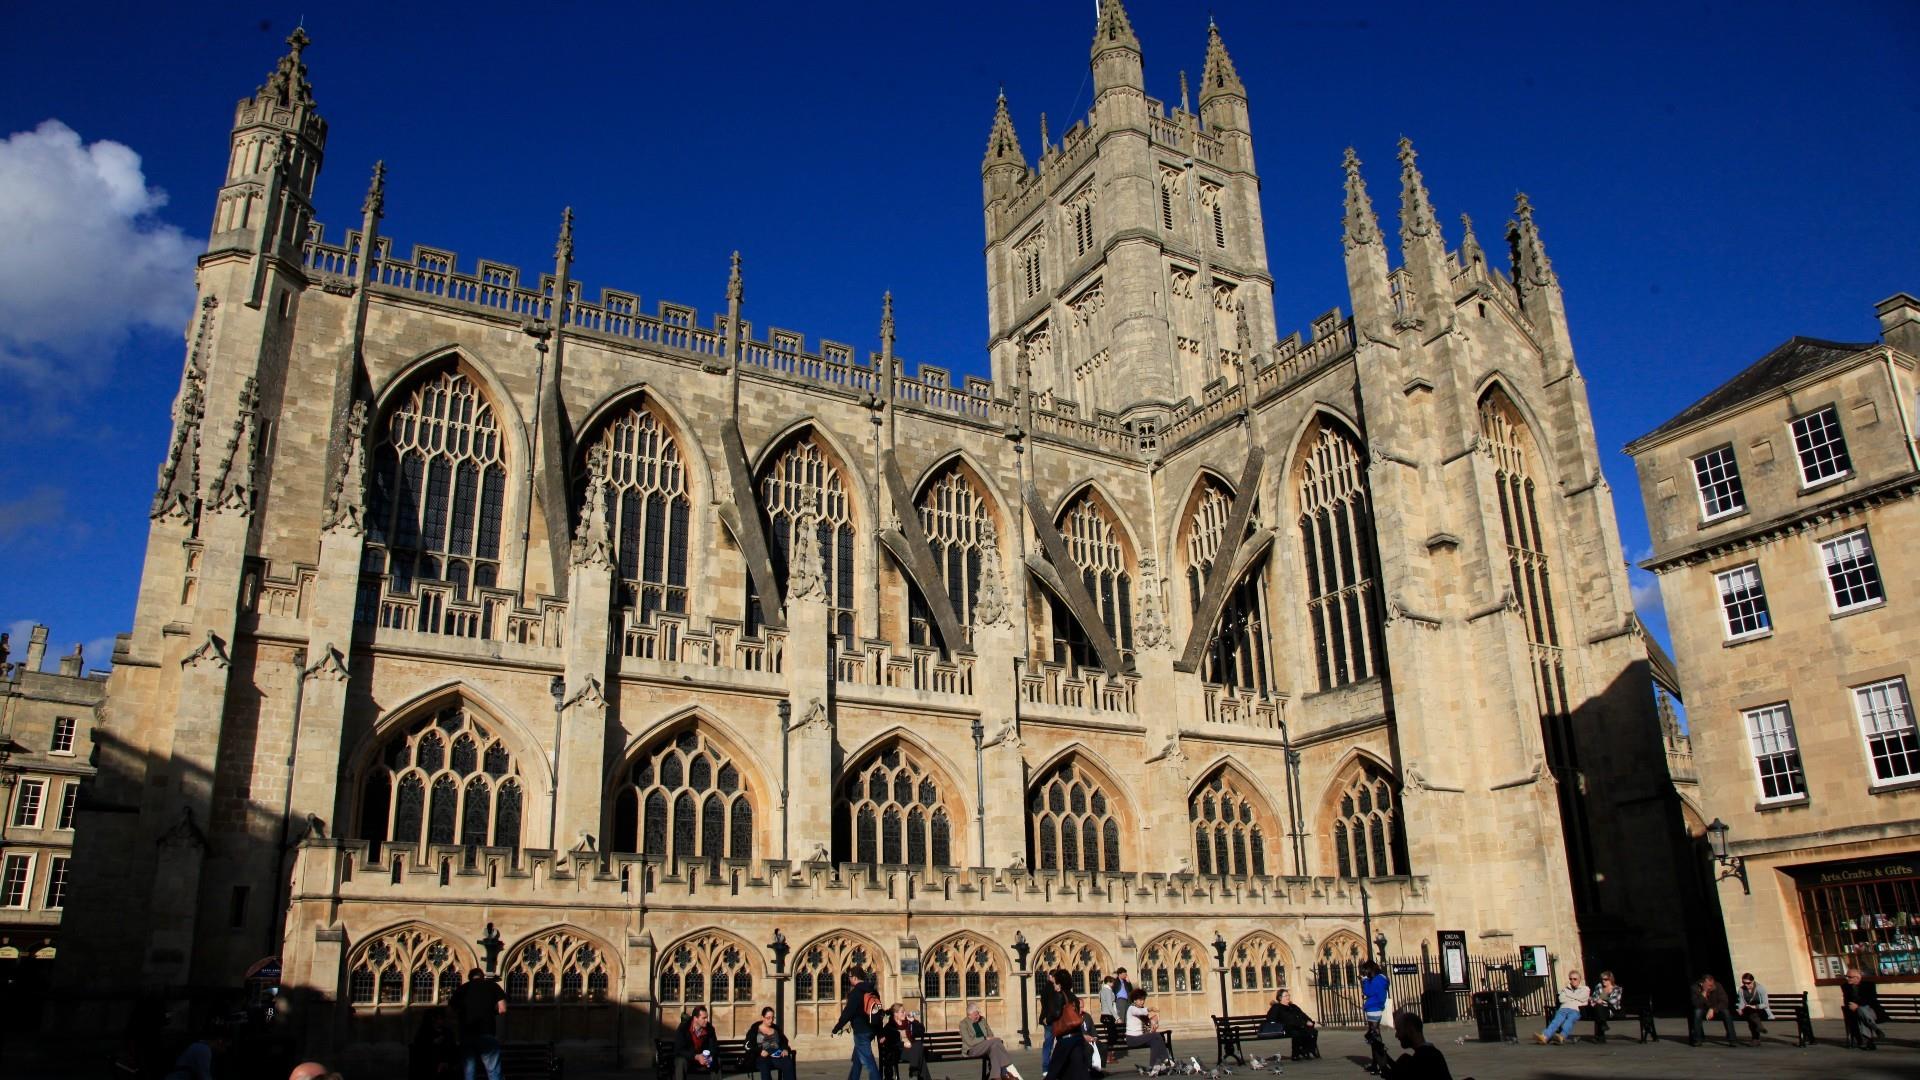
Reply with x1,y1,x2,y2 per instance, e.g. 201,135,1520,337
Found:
1842,967,1884,1049
1383,1012,1451,1079
1258,989,1320,1060
1037,969,1065,1077
833,965,882,1080
1689,974,1736,1047
448,968,507,1080
674,1005,718,1080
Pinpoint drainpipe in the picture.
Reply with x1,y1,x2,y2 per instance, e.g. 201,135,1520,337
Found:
1280,715,1306,875
972,714,987,867
268,649,309,958
778,699,791,862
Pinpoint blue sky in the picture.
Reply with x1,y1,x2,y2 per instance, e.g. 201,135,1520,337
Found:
1,1,1914,676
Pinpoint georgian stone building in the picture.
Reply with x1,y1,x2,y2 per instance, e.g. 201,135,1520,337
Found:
1627,297,1920,1016
59,6,1702,1066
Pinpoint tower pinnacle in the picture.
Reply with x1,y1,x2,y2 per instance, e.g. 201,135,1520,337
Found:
261,28,315,109
555,207,575,264
1459,213,1484,269
1092,0,1140,56
982,91,1026,175
361,161,386,221
1199,19,1245,103
1341,148,1380,249
1396,138,1438,244
1507,193,1556,288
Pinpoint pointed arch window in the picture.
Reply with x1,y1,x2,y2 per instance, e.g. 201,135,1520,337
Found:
1051,490,1133,670
1479,392,1565,709
909,464,995,650
1183,477,1272,693
1189,768,1269,877
657,931,761,1034
1226,933,1291,1012
920,932,1005,1030
1139,933,1205,999
1027,758,1123,873
346,924,466,1008
503,928,613,1005
1314,932,1367,991
1035,932,1108,997
792,934,884,1036
1329,761,1401,879
363,363,508,635
611,729,753,865
583,401,690,621
357,704,524,853
1296,422,1382,690
750,433,857,642
834,742,955,868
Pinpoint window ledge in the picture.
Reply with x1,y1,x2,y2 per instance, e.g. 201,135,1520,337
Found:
1755,795,1810,812
1868,777,1920,796
1830,599,1887,621
1799,471,1854,495
1700,508,1750,528
47,750,74,758
1724,630,1774,648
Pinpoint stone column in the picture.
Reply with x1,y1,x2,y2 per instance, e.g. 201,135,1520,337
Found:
558,451,616,851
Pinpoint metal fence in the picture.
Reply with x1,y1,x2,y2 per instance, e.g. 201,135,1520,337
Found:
1312,951,1557,1027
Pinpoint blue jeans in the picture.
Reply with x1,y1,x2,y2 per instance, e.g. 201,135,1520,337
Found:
848,1030,879,1080
1542,1007,1580,1040
464,1035,502,1080
1041,1023,1055,1074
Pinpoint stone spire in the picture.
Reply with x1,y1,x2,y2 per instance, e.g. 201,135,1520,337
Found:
1199,18,1246,104
726,251,745,408
1092,0,1140,56
1341,148,1380,249
982,91,1026,174
1507,193,1556,289
260,27,315,109
361,161,386,222
555,206,575,266
1458,213,1485,270
570,445,614,571
1396,138,1439,245
323,400,370,534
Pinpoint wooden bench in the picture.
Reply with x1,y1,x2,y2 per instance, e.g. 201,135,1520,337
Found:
906,1030,990,1080
1210,1014,1297,1063
1847,991,1920,1046
1765,991,1818,1047
501,1041,563,1079
652,1035,788,1079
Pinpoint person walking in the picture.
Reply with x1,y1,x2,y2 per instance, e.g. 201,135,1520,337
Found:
1841,967,1885,1050
1123,987,1171,1069
1359,960,1391,1074
1038,968,1065,1077
753,1006,797,1080
1688,973,1737,1047
1734,973,1770,1044
673,1005,718,1080
1534,969,1590,1045
959,1002,1023,1080
833,966,883,1080
1049,994,1095,1080
448,967,506,1080
1383,1011,1452,1079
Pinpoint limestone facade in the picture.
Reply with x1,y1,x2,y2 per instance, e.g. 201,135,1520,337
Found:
57,9,1701,1067
1628,296,1920,1017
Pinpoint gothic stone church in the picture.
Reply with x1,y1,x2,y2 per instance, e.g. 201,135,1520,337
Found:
58,7,1704,1067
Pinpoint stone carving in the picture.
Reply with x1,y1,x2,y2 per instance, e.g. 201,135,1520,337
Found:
153,297,219,523
805,841,831,864
211,377,262,515
561,677,606,711
302,644,350,682
180,631,231,670
322,401,369,535
1134,557,1169,650
1341,147,1379,250
973,519,1012,628
982,716,1021,752
1007,854,1028,874
786,490,827,603
789,697,829,734
570,445,614,571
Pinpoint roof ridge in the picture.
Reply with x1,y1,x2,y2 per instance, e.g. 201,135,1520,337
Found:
1628,335,1882,448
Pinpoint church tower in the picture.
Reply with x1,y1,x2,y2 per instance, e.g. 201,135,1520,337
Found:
983,5,1275,422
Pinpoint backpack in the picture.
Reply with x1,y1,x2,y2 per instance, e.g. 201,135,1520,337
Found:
864,990,884,1018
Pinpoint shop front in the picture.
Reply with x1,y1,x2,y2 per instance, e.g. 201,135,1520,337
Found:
1788,854,1920,987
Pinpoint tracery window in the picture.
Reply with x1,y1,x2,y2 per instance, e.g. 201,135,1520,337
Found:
1139,933,1205,1000
1329,760,1401,879
1159,168,1181,232
1050,489,1133,670
793,934,884,1036
1480,392,1563,707
364,363,508,632
1183,477,1272,693
1067,187,1096,257
833,742,954,868
920,932,1004,1030
1035,931,1108,997
357,704,524,852
1201,183,1226,249
909,464,994,650
1314,932,1367,991
610,728,753,864
1226,933,1291,1012
656,931,760,1034
346,924,466,1007
1190,768,1268,877
1297,420,1381,690
750,432,856,642
584,401,690,620
1027,758,1123,874
503,928,612,1004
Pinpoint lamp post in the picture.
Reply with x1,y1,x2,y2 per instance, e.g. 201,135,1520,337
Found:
1374,932,1388,966
1705,818,1750,895
779,700,792,862
1212,931,1239,1063
1360,880,1373,964
770,929,791,1031
1012,931,1032,1048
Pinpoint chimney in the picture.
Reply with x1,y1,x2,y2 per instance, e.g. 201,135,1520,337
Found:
1877,293,1920,358
59,643,84,678
25,625,48,672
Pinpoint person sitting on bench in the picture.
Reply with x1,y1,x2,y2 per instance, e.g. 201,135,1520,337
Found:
959,1002,1023,1080
675,1006,718,1080
1582,971,1623,1043
1125,988,1172,1069
1842,968,1885,1050
1734,974,1770,1045
1689,974,1737,1047
753,1007,797,1080
1256,989,1320,1060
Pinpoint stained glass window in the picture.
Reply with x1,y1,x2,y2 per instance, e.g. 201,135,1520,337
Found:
1051,489,1133,669
1028,759,1123,873
1330,761,1400,878
585,401,691,619
1184,476,1272,693
751,432,857,642
910,463,998,649
612,728,752,864
503,928,614,1005
1297,421,1381,690
1188,768,1271,877
835,741,955,868
346,924,466,1008
357,704,522,851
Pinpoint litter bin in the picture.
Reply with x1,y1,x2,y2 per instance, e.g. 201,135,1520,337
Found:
1472,991,1516,1042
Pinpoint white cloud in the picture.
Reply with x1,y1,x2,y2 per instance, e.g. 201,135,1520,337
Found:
1629,570,1664,623
0,485,66,541
0,119,198,394
0,620,112,673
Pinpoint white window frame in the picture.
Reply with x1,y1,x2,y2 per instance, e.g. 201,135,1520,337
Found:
0,853,33,909
1819,528,1885,613
11,778,45,829
1715,562,1772,640
1790,405,1852,488
43,855,68,910
1854,677,1919,787
56,781,78,831
1745,702,1808,804
50,715,76,755
1691,444,1746,521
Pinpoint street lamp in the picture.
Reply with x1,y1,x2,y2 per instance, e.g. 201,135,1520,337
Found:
1374,932,1388,965
1212,931,1239,1063
770,929,791,1031
1705,818,1750,895
1012,931,1032,1048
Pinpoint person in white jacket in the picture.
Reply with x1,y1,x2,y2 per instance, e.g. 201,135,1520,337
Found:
1534,971,1591,1045
1735,972,1771,1044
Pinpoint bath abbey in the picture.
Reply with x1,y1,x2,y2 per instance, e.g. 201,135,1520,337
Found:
56,5,1709,1068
